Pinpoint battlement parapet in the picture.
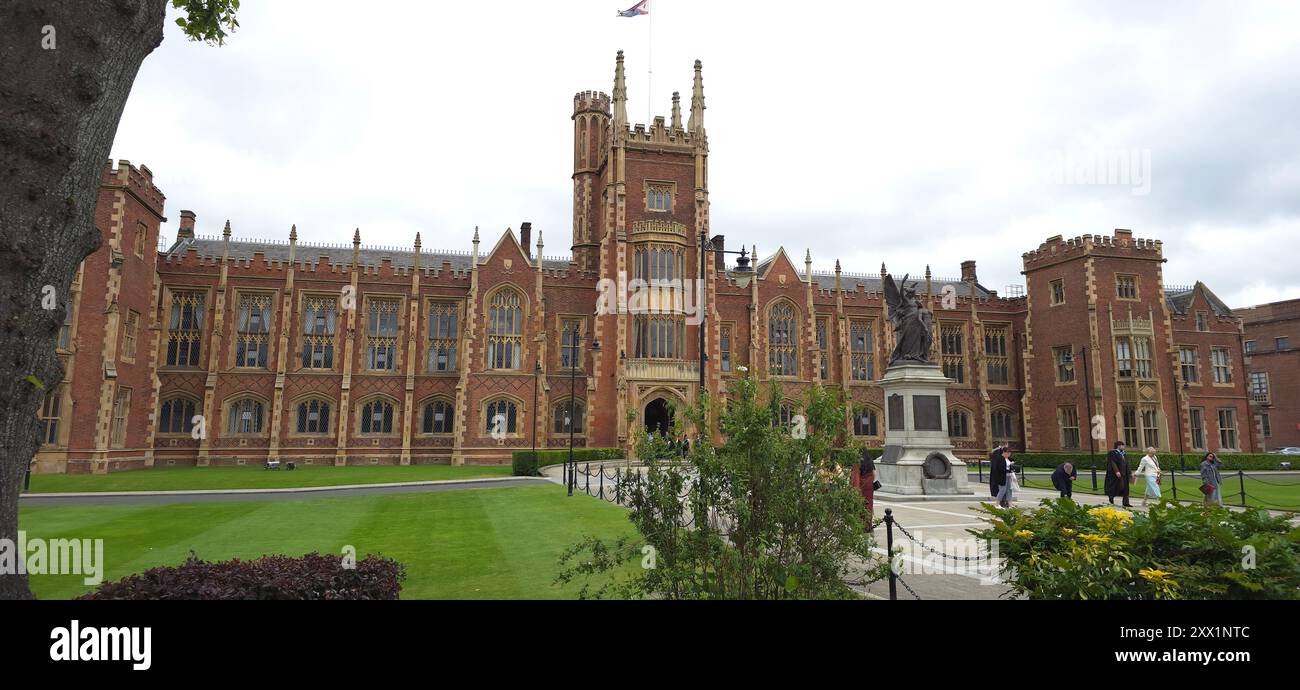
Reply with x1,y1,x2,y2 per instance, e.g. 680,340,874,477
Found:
1023,229,1164,267
574,90,612,115
103,158,166,215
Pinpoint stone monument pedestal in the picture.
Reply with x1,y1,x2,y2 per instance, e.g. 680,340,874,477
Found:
875,362,973,496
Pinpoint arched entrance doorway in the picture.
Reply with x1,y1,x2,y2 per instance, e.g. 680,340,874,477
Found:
644,398,674,437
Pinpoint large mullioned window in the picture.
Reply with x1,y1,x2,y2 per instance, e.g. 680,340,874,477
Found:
301,296,337,369
158,397,196,434
850,320,874,382
767,302,798,377
427,301,459,372
166,291,205,367
486,289,523,370
635,315,684,359
633,245,684,282
235,292,273,368
296,399,331,434
367,298,401,371
984,326,1009,385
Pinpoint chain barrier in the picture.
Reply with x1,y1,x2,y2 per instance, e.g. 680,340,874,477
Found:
892,521,992,563
894,572,922,600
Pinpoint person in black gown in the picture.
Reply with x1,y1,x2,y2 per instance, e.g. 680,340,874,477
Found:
1104,441,1132,507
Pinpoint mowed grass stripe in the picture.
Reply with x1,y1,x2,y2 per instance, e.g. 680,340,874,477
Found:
27,464,514,494
19,485,638,600
20,502,267,600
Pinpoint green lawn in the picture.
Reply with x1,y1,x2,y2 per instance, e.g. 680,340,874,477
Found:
1015,471,1300,511
27,464,514,494
19,485,638,599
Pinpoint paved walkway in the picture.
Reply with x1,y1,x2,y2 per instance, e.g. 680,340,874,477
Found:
543,461,1299,600
18,476,548,506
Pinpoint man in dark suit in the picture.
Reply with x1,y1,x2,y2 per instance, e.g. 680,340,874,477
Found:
1051,462,1077,498
1105,441,1132,507
988,446,1010,507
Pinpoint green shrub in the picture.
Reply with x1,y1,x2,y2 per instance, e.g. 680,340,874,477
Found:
512,448,624,476
972,499,1300,599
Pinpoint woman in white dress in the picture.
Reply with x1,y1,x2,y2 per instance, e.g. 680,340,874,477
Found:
1136,447,1162,507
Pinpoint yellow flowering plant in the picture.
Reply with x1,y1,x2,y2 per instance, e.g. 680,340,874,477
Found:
971,498,1300,600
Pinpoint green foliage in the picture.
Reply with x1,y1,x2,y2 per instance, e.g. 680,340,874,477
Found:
1000,452,1292,471
972,498,1300,599
511,448,624,477
173,0,241,46
557,376,888,599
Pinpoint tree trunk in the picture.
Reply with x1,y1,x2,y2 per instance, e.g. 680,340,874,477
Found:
0,0,166,600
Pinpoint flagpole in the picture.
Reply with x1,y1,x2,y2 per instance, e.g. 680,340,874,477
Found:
647,1,653,125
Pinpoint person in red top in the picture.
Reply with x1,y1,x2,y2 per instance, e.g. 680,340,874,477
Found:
851,449,878,530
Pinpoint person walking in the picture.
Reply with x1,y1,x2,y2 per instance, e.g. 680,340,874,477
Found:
1004,456,1020,505
1051,461,1077,498
1200,452,1225,507
1105,440,1133,508
988,446,1014,508
1136,447,1162,507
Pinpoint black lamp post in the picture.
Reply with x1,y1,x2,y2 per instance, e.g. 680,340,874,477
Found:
1080,345,1099,490
568,333,600,496
1175,380,1188,472
697,232,753,390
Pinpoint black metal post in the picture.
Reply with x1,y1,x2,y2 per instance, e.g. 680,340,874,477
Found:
1238,470,1246,508
885,508,897,601
23,462,32,493
1170,466,1178,501
1176,382,1188,473
568,336,577,497
566,334,599,496
978,458,983,484
696,236,751,394
1080,345,1099,490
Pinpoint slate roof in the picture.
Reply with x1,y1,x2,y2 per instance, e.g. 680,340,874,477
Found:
163,237,572,270
808,271,996,298
1165,282,1235,317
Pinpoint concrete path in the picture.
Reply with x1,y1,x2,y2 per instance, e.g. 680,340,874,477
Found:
19,476,549,507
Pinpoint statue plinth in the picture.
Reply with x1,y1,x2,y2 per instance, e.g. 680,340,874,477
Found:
874,362,973,496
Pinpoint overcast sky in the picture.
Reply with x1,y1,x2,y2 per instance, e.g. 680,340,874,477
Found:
111,0,1300,308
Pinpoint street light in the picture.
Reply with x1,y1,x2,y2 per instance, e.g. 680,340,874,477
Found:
1175,380,1189,472
1079,345,1099,490
568,332,600,496
698,232,753,390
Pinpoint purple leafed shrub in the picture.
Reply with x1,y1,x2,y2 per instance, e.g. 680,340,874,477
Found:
78,552,407,600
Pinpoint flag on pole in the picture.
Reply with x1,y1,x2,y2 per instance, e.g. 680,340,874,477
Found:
617,0,650,17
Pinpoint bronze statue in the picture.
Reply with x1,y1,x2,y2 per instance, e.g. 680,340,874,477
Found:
882,273,934,365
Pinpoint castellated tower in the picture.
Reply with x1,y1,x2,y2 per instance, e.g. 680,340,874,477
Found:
571,90,610,272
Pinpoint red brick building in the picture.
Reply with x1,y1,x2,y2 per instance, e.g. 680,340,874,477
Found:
33,52,1259,474
1238,298,1300,449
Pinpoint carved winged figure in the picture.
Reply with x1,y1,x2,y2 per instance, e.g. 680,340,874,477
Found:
882,272,934,365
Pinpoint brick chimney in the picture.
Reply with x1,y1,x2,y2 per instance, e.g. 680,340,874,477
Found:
960,260,977,283
520,222,532,259
177,210,197,240
711,234,726,271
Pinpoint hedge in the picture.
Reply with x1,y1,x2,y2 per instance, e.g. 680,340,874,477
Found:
976,451,1296,472
512,448,624,476
79,552,406,600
